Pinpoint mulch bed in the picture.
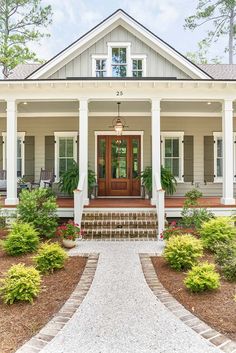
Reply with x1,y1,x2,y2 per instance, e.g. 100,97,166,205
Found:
151,255,236,341
0,246,87,353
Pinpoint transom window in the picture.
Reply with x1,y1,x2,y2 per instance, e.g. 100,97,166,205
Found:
112,47,127,77
161,133,184,181
95,59,106,77
54,132,77,181
132,59,143,77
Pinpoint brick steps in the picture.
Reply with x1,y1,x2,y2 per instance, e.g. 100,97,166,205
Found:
81,211,158,240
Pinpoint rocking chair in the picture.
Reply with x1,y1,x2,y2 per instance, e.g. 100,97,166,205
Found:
31,168,55,189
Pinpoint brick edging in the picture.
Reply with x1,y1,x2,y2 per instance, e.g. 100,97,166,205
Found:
15,253,99,353
140,254,236,353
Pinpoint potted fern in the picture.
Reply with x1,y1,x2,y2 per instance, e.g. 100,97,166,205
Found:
138,166,177,197
59,161,96,197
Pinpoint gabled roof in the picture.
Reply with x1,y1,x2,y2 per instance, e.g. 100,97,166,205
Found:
27,9,211,80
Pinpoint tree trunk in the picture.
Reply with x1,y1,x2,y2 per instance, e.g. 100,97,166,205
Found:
228,8,235,64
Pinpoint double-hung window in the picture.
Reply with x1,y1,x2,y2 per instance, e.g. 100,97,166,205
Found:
111,47,127,77
54,132,77,181
161,132,184,182
213,132,236,181
92,56,107,77
3,132,25,177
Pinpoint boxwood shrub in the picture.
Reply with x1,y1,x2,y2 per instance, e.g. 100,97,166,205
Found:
0,263,41,304
184,262,220,293
3,222,39,256
164,234,203,271
34,243,68,273
199,217,236,252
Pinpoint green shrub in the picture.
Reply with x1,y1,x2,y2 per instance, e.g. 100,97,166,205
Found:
199,217,236,251
214,240,236,266
0,263,41,304
34,243,68,273
220,258,236,282
164,234,203,271
17,188,58,238
215,241,236,281
3,222,39,256
184,262,220,293
184,188,203,207
181,208,214,229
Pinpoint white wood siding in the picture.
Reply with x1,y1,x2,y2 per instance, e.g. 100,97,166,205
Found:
49,26,190,79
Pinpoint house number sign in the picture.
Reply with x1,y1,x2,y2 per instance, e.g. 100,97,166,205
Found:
116,91,124,96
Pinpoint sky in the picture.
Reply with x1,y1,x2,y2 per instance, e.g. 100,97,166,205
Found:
33,0,226,63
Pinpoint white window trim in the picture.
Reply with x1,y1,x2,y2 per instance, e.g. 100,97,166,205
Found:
107,42,131,77
161,131,184,183
2,132,25,178
213,131,236,183
54,132,78,182
131,54,147,77
91,54,108,77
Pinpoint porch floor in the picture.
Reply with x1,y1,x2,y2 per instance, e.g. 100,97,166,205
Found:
1,196,236,209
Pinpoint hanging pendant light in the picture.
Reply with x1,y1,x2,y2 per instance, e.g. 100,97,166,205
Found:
111,102,128,135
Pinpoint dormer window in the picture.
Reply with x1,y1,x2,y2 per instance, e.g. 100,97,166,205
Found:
92,43,146,77
95,59,106,77
112,47,127,77
132,59,143,77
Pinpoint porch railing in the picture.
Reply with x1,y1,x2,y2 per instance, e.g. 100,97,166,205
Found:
154,173,165,239
74,172,86,227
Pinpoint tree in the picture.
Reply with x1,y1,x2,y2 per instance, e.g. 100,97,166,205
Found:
186,40,222,64
185,0,236,64
0,0,53,78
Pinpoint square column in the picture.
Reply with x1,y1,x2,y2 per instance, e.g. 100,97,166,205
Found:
79,98,89,205
221,99,235,205
151,98,161,205
5,100,18,205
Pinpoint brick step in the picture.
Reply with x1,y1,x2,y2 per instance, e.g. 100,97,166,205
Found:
82,213,157,221
83,228,157,239
82,224,157,230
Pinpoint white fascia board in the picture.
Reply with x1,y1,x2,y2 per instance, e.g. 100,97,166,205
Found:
28,10,210,80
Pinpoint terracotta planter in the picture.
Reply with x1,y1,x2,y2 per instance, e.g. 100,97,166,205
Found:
62,238,76,248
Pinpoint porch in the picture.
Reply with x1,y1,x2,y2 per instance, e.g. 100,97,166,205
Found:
1,196,236,218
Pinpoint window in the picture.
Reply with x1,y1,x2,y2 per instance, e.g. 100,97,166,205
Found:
92,43,147,77
95,59,106,77
132,59,143,77
54,132,77,181
213,132,236,182
161,132,184,181
3,132,25,177
111,47,127,77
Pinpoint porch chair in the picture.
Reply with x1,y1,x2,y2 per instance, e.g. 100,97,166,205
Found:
31,168,55,189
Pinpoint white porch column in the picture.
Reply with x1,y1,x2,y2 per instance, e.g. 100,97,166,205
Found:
79,98,89,205
221,99,235,205
151,98,161,205
5,100,18,205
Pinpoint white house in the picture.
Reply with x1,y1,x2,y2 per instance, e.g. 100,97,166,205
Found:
1,9,236,231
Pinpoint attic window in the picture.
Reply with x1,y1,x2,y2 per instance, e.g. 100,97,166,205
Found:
132,59,143,77
95,59,106,77
111,47,127,77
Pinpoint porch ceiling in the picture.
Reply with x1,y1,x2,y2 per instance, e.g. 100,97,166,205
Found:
0,99,230,116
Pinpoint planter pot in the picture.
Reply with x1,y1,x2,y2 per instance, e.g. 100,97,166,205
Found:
62,239,76,248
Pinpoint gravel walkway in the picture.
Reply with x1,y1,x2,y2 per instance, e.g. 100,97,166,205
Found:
40,241,222,353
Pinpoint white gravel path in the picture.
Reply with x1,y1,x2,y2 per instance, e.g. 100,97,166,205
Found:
40,241,222,353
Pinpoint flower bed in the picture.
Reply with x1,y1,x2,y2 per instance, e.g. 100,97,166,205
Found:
0,246,87,353
151,254,236,341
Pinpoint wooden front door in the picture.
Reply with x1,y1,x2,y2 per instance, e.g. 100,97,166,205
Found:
97,135,141,196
